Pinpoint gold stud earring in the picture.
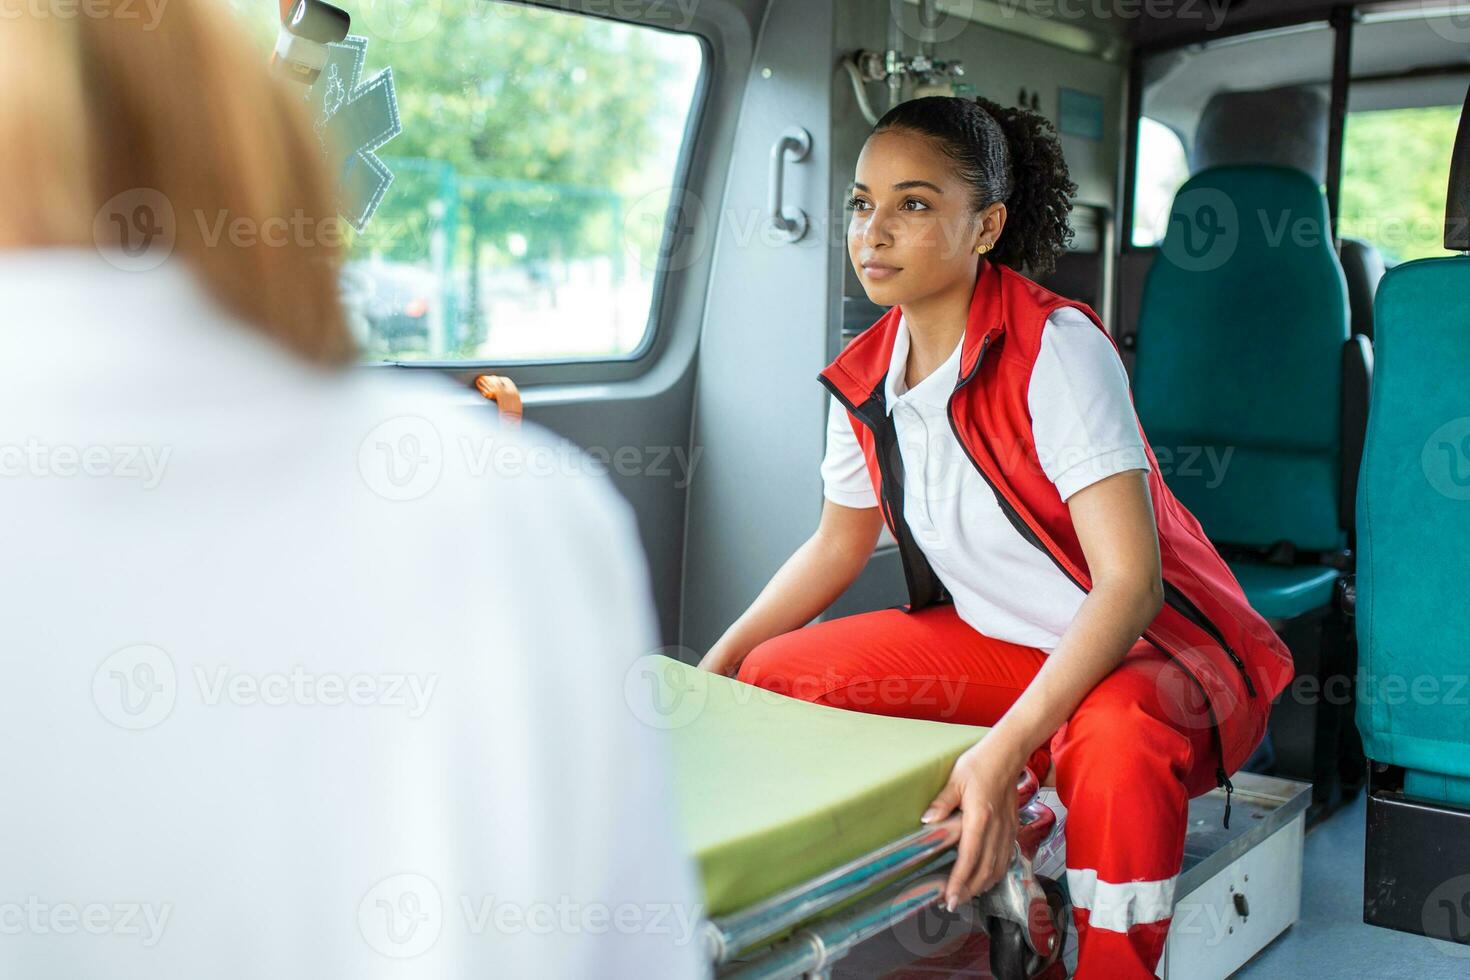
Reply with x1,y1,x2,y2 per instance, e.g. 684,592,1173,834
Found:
976,242,992,255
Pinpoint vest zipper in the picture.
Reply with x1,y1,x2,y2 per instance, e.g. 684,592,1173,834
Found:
1160,581,1256,698
941,334,1241,828
1219,766,1234,830
817,378,943,610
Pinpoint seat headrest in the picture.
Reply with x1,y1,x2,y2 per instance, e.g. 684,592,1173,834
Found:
1158,164,1337,270
1338,237,1386,341
1445,82,1470,251
1193,85,1329,183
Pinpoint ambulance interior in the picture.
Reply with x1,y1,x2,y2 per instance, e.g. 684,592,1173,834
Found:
253,0,1470,975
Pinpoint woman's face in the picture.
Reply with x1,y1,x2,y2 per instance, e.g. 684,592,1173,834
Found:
846,128,1002,307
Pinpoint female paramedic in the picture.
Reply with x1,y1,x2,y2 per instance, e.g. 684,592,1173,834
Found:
697,96,1293,978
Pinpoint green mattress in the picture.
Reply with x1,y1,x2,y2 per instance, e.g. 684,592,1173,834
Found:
650,655,989,917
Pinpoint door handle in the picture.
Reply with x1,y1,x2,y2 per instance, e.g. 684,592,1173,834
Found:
768,126,812,243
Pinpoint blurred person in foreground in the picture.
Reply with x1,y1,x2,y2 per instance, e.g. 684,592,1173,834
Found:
0,2,708,977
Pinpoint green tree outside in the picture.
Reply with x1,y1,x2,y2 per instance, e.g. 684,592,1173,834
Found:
1340,105,1461,265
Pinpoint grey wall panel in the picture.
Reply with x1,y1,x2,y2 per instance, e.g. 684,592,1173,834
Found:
930,21,1126,211
822,547,906,619
678,0,840,659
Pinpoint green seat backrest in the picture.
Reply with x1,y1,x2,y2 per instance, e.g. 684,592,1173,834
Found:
1355,255,1470,780
1134,165,1350,552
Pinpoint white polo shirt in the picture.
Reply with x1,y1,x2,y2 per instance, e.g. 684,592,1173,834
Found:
821,306,1151,651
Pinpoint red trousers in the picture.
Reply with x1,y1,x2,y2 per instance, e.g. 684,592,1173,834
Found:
736,601,1222,979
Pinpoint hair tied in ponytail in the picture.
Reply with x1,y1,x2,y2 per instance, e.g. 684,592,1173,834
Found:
870,95,1077,277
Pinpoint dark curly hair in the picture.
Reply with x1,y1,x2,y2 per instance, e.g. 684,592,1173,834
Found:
870,95,1077,277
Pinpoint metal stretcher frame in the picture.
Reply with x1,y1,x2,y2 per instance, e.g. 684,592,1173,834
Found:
699,768,1066,979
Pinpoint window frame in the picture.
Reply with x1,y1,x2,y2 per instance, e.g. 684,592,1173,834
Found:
1123,3,1470,265
358,1,715,382
1128,115,1190,248
1120,11,1350,257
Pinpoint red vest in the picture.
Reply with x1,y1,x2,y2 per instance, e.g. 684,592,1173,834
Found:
817,260,1294,825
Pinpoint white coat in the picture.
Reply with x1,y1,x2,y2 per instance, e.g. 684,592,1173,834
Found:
0,249,709,979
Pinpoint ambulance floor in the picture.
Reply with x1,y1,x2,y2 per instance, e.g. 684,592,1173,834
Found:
1234,788,1464,979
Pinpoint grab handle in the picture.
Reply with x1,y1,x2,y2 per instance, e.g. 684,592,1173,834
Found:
768,126,812,243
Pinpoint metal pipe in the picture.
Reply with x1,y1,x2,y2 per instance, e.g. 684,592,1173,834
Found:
721,870,954,980
708,814,963,963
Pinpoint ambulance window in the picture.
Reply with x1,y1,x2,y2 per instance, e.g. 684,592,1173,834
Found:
250,1,705,364
1339,105,1462,265
1131,118,1189,247
1128,22,1335,248
1339,7,1470,265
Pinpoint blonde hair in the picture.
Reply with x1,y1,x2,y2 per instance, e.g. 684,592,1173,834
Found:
0,0,354,365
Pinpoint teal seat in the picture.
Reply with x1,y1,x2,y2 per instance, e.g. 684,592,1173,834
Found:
1133,164,1353,621
1355,255,1470,804
1404,770,1470,809
1226,561,1340,622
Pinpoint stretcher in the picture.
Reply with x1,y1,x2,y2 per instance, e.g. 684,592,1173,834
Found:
647,655,1070,979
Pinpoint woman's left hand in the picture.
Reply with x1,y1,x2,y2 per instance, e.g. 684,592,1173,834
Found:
922,738,1023,911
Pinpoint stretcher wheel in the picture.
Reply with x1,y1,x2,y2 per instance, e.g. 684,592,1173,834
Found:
986,876,1069,979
